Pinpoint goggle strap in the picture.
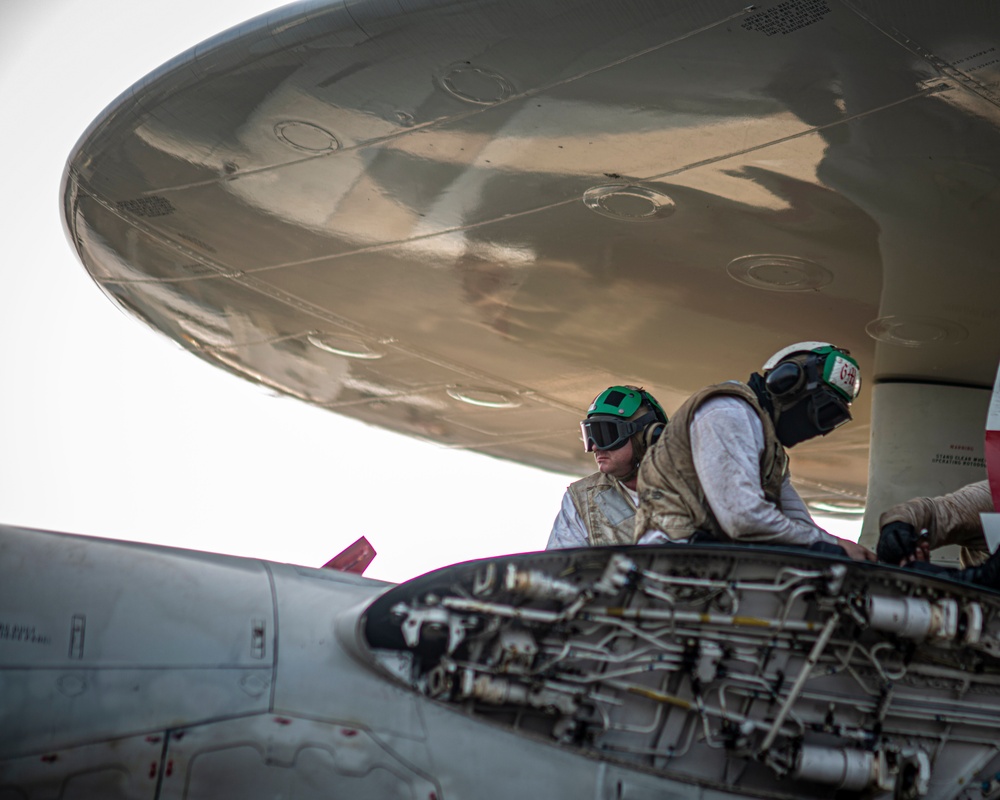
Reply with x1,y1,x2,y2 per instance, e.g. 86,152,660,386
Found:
581,410,660,451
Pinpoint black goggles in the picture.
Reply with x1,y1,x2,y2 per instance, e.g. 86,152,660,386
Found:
580,411,656,452
810,389,852,433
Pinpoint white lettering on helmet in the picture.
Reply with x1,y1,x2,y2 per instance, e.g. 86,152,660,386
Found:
827,355,858,398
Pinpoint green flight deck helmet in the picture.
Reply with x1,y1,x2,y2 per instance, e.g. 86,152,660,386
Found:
761,342,861,447
580,385,668,454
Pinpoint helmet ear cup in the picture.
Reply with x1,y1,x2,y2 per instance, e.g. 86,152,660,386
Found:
765,361,804,398
641,422,665,451
638,390,668,425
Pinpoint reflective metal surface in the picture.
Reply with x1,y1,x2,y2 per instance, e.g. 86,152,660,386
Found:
63,0,1000,522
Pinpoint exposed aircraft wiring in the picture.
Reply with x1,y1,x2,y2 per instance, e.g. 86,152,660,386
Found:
367,546,1000,797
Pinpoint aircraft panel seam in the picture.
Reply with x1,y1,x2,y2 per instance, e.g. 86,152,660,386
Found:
263,561,279,713
101,5,758,196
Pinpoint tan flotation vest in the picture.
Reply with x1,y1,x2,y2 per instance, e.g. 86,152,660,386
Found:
635,382,787,542
567,471,638,547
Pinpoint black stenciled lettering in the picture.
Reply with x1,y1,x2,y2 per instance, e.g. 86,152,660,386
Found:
742,0,832,36
0,621,51,645
931,453,986,468
955,47,997,66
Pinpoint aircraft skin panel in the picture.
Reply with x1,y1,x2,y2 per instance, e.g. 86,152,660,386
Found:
0,527,276,758
153,716,442,800
267,562,430,742
63,0,1000,516
0,524,736,800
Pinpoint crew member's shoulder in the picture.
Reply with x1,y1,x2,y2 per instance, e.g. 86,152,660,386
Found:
680,381,756,416
569,471,617,492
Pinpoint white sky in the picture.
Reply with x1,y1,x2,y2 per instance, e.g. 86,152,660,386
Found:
0,0,859,585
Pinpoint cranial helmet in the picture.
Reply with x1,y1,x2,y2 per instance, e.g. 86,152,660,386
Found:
761,342,861,447
580,385,667,453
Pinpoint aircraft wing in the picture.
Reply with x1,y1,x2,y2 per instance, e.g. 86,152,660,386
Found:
62,0,1000,532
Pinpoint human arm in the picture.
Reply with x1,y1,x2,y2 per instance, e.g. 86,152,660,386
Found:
545,490,590,549
876,522,930,564
776,479,874,559
879,480,992,555
689,399,839,547
779,475,818,525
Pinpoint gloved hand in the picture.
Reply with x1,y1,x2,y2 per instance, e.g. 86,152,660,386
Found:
876,521,919,564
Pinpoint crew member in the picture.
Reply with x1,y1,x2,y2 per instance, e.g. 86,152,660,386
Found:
877,480,1000,587
635,342,875,561
547,386,667,549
